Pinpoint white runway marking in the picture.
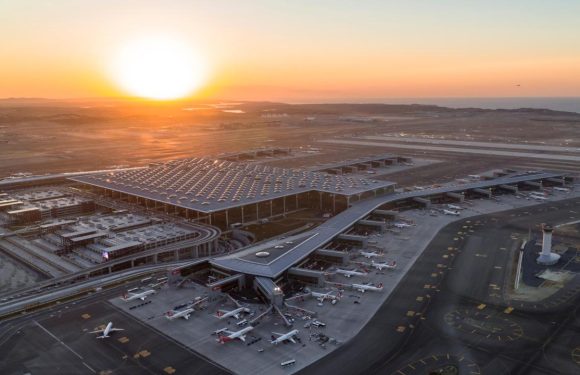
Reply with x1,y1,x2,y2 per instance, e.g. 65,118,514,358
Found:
34,320,96,374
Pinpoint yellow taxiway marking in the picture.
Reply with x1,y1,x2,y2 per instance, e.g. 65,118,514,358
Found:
424,284,431,289
118,336,129,343
406,311,416,317
431,273,438,277
477,304,487,310
475,253,487,258
81,313,91,320
504,307,514,314
416,296,424,302
448,247,454,251
164,367,176,374
442,254,449,259
396,326,406,333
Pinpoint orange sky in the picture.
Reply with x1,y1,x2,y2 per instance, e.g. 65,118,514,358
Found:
1,1,580,101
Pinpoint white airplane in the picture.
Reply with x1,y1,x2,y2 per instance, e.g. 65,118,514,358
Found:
393,222,412,229
215,306,250,320
468,175,481,179
215,326,254,344
166,307,195,320
447,204,463,210
371,260,397,270
532,195,548,201
352,283,384,293
311,290,340,303
553,187,570,192
121,289,156,302
360,250,382,259
271,329,300,345
443,209,460,216
335,269,368,278
89,322,124,339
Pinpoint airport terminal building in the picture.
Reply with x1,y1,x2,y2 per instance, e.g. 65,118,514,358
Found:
72,158,396,230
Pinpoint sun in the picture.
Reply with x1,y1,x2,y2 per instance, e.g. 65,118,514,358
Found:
111,36,207,100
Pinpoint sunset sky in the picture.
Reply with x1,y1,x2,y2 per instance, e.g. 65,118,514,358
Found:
1,0,579,101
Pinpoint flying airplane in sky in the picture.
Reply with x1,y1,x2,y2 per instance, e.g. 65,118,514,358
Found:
215,326,254,344
271,329,300,345
121,289,155,302
215,306,250,320
335,269,368,278
371,260,397,270
89,322,124,339
443,209,460,216
360,250,382,259
352,283,384,293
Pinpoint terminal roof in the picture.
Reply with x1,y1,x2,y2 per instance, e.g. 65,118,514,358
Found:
210,171,565,278
72,158,395,213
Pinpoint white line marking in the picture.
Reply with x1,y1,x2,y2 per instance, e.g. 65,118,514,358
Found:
34,320,96,373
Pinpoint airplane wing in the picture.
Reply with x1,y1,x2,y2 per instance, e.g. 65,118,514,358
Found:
88,329,105,334
289,337,296,344
239,335,246,342
109,328,124,332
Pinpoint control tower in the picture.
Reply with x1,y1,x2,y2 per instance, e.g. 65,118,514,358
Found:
536,224,560,265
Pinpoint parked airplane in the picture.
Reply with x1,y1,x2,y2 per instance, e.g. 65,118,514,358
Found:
532,195,548,201
215,326,254,344
352,283,384,293
360,250,382,259
166,307,195,320
447,204,463,210
89,322,124,339
311,290,340,303
335,269,368,278
371,260,397,270
553,187,570,192
215,306,250,320
443,209,460,216
393,222,412,228
121,289,155,302
271,329,300,345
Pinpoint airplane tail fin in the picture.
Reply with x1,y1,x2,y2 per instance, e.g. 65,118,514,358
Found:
217,335,232,344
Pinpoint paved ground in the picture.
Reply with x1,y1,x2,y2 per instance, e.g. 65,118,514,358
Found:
0,300,230,375
299,197,580,375
0,252,43,293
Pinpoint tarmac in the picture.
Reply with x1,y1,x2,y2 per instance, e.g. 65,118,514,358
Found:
299,194,580,375
0,297,230,375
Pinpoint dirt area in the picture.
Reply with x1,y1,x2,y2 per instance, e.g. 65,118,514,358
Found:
2,100,580,180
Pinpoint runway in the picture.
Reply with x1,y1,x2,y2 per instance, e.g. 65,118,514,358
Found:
299,198,580,375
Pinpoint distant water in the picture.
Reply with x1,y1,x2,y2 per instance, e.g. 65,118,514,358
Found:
373,97,580,114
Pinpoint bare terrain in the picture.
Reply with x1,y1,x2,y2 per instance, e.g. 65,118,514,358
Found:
1,99,580,186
